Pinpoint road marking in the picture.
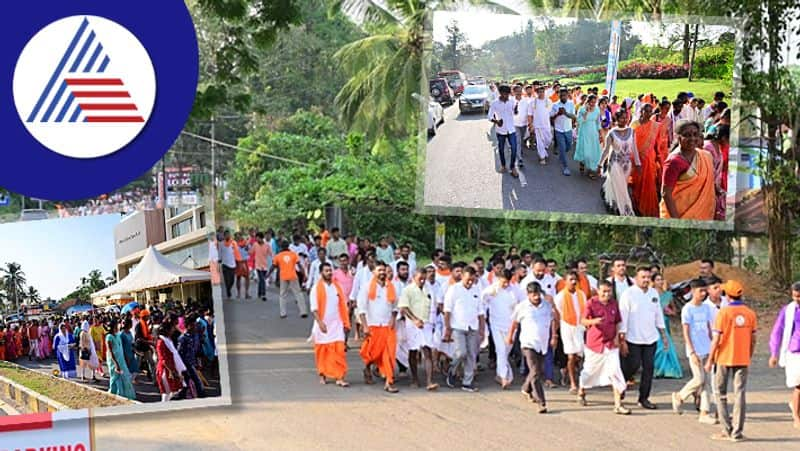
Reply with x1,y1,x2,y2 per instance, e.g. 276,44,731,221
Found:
518,168,528,187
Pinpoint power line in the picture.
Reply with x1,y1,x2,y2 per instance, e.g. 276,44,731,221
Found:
179,131,313,167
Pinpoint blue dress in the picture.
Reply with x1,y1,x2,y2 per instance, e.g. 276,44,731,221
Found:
106,333,137,400
53,333,77,378
654,291,684,379
119,330,139,373
574,106,602,169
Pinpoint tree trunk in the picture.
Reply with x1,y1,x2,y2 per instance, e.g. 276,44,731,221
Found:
682,24,691,65
688,24,700,81
765,183,792,285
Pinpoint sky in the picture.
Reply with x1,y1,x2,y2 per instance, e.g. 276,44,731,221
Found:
0,214,120,300
433,11,736,49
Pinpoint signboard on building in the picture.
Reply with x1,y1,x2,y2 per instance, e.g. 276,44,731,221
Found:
113,210,166,259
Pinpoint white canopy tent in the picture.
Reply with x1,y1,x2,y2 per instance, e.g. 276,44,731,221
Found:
91,246,210,300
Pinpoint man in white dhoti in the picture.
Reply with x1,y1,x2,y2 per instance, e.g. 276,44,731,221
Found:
398,268,439,391
769,282,800,429
554,271,586,394
482,268,523,389
577,281,631,415
530,85,554,166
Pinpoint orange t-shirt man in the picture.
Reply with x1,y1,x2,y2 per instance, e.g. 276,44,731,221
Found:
320,230,330,248
713,301,757,367
273,251,300,282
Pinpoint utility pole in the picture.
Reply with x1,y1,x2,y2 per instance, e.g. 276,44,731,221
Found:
210,116,217,225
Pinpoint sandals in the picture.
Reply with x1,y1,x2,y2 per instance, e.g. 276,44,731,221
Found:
335,380,350,388
384,385,399,394
426,383,439,391
363,368,374,385
577,394,587,406
614,405,632,415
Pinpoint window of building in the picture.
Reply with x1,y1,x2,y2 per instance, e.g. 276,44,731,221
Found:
171,217,194,238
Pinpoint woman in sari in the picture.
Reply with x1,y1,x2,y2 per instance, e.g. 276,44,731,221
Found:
53,323,77,378
660,120,716,220
631,104,661,217
89,317,107,377
600,110,641,216
105,319,136,400
4,326,16,360
703,124,730,220
652,273,683,379
575,94,603,179
38,322,51,359
78,322,100,382
196,313,215,363
156,316,186,402
119,317,139,384
599,96,612,147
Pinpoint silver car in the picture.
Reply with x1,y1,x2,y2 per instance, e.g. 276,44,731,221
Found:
19,209,49,221
458,85,490,114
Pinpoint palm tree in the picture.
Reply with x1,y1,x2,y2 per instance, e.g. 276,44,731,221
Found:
1,262,26,314
25,286,41,306
333,0,516,141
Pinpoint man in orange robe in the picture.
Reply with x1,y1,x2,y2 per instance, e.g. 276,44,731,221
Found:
357,262,399,393
631,104,661,217
310,262,351,387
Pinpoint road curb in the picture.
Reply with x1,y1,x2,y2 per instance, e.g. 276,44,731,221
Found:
0,361,138,413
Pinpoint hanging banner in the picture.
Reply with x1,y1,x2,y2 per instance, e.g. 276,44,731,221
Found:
435,220,445,251
605,20,622,99
0,410,94,450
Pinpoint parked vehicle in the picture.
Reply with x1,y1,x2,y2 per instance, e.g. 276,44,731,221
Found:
429,78,455,106
438,70,467,96
427,100,444,136
468,76,487,85
458,84,491,114
19,209,49,221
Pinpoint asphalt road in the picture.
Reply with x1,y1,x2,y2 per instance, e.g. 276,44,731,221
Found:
424,104,607,214
90,281,800,450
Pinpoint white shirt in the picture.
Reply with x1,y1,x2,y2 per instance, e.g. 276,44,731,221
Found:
703,296,729,325
219,241,236,268
681,302,713,357
701,105,714,121
487,98,516,135
512,96,532,127
444,283,484,331
530,97,553,128
619,286,666,345
586,274,598,290
550,100,576,133
349,264,375,300
677,104,697,123
482,285,522,331
520,273,557,300
512,301,553,353
289,243,308,257
357,280,397,326
608,275,633,299
310,281,346,344
304,258,333,290
390,258,416,277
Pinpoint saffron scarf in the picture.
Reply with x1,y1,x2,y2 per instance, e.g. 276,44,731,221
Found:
315,280,350,330
367,277,397,303
436,268,451,277
560,288,587,326
659,149,716,220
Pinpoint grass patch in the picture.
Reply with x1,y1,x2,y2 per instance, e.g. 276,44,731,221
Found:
580,78,731,102
0,361,130,409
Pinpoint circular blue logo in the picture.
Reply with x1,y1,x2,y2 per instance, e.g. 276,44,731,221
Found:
1,2,198,200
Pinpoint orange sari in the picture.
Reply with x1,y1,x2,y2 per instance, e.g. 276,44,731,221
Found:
659,149,716,220
632,120,660,217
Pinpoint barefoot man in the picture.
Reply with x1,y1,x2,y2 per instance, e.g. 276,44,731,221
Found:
310,263,351,387
357,261,400,393
398,268,439,391
554,271,586,394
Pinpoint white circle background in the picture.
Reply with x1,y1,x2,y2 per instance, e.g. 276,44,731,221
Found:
12,15,156,159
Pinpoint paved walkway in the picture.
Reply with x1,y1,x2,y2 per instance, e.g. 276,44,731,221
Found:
93,283,800,450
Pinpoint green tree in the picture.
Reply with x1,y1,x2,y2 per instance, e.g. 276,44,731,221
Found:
534,18,561,70
25,286,40,306
1,263,26,314
441,19,471,70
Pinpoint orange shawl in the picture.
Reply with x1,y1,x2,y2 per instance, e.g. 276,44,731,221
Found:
632,120,660,217
556,275,591,298
560,288,587,326
436,268,451,277
316,280,350,329
367,277,397,303
659,149,716,220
